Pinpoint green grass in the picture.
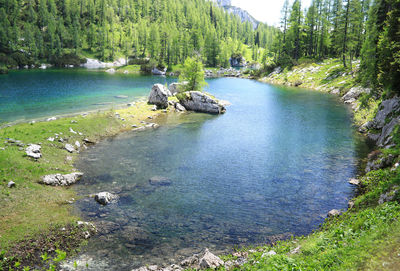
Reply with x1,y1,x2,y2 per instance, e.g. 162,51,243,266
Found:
115,64,141,74
0,102,164,260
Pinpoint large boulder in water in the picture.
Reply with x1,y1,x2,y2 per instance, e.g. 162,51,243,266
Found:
177,91,226,114
148,84,171,109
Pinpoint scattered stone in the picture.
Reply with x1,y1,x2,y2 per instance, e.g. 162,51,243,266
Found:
151,105,157,111
47,117,57,121
41,172,83,186
25,144,42,159
148,84,171,109
262,250,277,257
149,176,172,186
65,144,75,153
148,116,153,119
71,120,77,123
327,209,341,217
47,137,55,142
29,121,36,124
7,181,15,188
106,68,116,73
83,138,95,144
180,248,223,270
348,201,355,209
69,127,77,134
349,178,360,186
94,192,118,205
289,246,301,255
131,124,138,128
75,141,81,148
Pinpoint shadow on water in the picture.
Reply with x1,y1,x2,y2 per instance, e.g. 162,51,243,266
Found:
70,78,370,270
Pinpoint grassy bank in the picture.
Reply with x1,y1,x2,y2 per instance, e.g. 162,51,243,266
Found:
222,59,400,270
0,101,164,268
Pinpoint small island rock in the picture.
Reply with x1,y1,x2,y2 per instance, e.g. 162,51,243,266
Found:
177,91,226,114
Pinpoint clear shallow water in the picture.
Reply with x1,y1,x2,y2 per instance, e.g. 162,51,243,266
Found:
0,69,174,123
73,78,370,270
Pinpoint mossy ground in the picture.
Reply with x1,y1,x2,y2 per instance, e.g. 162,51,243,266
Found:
0,101,165,268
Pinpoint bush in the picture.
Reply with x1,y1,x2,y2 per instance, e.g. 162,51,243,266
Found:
10,52,34,68
0,65,8,74
140,59,157,74
50,53,86,67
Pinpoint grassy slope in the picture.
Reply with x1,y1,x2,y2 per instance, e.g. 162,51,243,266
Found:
0,102,162,252
217,59,400,270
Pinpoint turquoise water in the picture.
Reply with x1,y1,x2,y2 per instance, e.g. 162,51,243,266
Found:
72,78,370,270
0,69,174,124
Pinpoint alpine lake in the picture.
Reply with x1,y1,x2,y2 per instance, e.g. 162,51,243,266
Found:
0,70,370,270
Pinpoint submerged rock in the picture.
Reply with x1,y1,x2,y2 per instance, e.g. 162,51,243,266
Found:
148,84,171,109
25,144,42,159
149,176,172,186
41,172,83,186
94,192,118,205
177,91,226,114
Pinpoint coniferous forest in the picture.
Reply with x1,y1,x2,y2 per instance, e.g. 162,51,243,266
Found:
0,0,277,69
0,0,399,94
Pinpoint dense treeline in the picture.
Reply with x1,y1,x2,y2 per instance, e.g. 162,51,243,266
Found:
273,0,400,93
0,0,278,69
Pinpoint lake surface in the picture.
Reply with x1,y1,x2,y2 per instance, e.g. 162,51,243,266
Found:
0,69,174,124
70,78,369,270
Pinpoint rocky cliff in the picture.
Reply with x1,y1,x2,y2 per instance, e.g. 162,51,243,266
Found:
210,0,259,29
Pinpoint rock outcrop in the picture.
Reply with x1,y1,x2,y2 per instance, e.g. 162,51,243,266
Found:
342,86,371,104
41,172,83,186
25,144,42,159
365,96,400,147
177,91,226,114
148,84,171,109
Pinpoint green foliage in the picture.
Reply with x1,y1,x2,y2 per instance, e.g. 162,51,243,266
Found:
0,0,278,68
179,56,207,91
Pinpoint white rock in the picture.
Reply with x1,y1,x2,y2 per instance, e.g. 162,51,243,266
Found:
41,172,83,186
94,192,118,205
262,250,277,257
69,127,77,134
75,141,81,148
47,117,57,121
25,144,42,159
65,144,75,153
7,181,16,188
